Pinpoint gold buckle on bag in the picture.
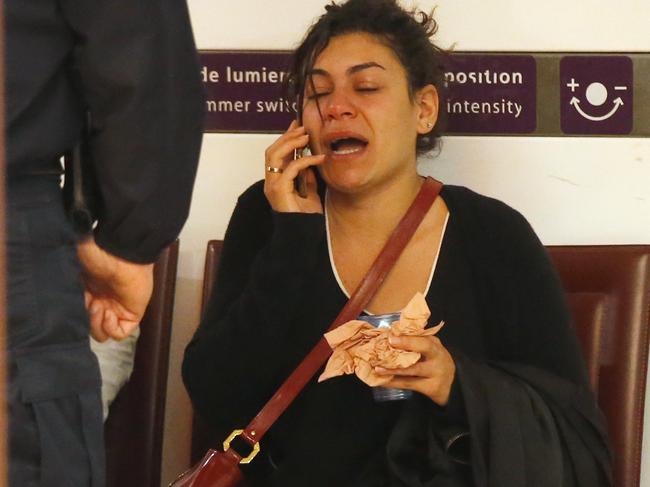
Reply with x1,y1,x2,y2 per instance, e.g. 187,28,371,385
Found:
223,429,260,464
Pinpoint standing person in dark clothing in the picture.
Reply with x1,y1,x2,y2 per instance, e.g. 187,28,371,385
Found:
4,0,204,485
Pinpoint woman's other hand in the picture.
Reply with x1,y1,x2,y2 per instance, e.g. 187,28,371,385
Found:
375,335,456,406
264,120,326,213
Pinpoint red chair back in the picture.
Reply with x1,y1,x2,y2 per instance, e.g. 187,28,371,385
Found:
105,240,180,487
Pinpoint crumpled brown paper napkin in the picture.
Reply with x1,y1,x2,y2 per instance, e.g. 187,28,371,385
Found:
318,292,444,387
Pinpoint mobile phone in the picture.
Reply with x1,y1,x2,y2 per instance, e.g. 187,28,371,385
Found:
294,93,308,198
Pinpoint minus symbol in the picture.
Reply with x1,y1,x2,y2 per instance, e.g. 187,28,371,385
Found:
614,86,628,91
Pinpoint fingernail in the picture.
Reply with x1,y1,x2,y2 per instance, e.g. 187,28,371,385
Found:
375,366,387,373
389,336,401,345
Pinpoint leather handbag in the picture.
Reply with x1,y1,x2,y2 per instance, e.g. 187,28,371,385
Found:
170,178,443,487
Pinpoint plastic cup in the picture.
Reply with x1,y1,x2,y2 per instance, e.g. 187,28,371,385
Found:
357,312,414,402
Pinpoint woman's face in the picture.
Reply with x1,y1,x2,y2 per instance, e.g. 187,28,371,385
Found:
302,32,437,194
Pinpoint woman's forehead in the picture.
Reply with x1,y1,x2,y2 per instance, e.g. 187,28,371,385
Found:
311,32,403,73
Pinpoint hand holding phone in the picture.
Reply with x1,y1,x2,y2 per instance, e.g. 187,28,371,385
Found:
263,120,324,214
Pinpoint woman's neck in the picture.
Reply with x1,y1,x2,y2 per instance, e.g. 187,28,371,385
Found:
326,172,424,241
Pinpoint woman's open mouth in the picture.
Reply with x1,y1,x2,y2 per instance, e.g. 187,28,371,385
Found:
328,136,369,157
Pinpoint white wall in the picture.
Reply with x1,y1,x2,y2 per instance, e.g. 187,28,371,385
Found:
162,1,650,484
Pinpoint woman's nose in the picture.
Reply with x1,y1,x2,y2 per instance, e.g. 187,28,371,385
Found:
323,91,356,120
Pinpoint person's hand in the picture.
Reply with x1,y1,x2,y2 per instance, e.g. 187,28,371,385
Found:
375,335,456,406
77,237,154,342
264,120,326,213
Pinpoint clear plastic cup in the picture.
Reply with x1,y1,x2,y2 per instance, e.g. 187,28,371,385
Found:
358,312,414,402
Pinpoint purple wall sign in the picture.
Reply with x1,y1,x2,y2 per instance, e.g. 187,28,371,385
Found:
201,51,294,132
560,56,633,135
444,55,537,134
200,52,538,134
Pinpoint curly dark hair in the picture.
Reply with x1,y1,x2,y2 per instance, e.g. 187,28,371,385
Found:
287,0,447,155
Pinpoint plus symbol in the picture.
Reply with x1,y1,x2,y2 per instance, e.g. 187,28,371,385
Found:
566,78,579,92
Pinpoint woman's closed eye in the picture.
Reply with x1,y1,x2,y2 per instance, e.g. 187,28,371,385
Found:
356,85,379,93
306,84,379,99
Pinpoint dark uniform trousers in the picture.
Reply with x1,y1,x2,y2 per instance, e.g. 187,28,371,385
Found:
7,176,105,487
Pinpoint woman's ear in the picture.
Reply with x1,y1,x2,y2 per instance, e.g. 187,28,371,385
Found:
415,84,439,134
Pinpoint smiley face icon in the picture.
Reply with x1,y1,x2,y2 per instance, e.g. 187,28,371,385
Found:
560,56,633,135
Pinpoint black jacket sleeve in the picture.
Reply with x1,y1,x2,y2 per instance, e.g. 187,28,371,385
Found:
182,182,326,433
59,0,205,263
456,356,612,487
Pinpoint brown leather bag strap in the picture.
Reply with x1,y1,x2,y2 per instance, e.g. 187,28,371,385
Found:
235,177,443,453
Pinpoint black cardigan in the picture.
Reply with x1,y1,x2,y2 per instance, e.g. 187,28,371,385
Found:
183,181,612,486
